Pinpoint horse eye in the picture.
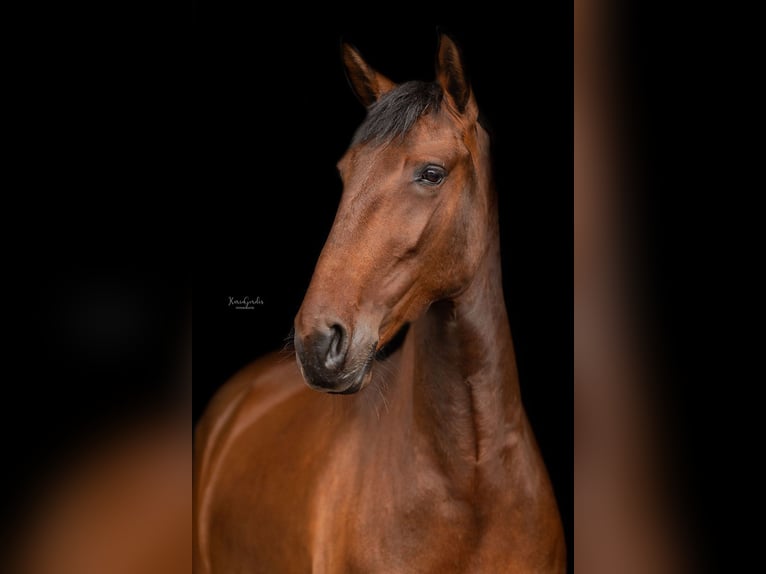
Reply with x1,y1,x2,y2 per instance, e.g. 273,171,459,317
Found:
417,166,446,186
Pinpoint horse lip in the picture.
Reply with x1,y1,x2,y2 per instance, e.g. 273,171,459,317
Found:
324,349,375,394
298,359,372,395
297,336,377,394
328,378,365,395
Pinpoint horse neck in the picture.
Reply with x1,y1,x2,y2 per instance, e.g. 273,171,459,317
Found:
405,214,525,490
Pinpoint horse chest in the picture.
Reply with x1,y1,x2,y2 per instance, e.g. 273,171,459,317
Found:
315,501,479,573
310,463,513,573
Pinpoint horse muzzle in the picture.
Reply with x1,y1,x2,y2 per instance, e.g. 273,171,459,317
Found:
294,320,376,394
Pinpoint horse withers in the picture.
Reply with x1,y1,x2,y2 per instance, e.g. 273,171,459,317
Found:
195,35,566,573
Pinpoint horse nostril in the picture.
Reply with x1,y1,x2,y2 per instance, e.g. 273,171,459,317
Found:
324,323,347,369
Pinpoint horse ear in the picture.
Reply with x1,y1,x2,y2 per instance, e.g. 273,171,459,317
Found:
435,34,474,117
342,43,396,108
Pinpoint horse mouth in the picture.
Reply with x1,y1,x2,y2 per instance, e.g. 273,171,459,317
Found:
298,323,410,395
327,369,372,394
330,323,410,394
326,347,376,394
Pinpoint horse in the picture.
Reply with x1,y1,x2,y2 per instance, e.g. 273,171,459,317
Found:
194,34,566,573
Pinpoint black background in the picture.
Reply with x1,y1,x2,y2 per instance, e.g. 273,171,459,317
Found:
195,6,572,568
5,0,757,569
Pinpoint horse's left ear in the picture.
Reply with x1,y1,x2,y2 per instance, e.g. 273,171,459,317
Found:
342,43,397,108
436,34,477,120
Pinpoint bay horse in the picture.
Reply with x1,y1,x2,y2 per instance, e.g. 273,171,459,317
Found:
194,35,565,573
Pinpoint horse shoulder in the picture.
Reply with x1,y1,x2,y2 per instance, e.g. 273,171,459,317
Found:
193,351,304,573
195,351,304,476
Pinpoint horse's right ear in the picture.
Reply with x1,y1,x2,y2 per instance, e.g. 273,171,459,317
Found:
341,43,396,108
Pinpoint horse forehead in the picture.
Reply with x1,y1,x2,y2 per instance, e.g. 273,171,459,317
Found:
343,116,465,169
405,112,464,150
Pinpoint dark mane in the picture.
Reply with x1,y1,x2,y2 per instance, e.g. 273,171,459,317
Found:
352,81,443,145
